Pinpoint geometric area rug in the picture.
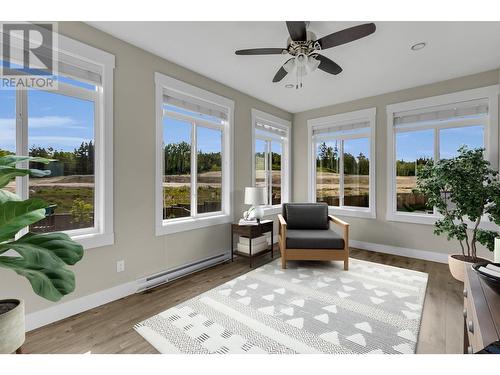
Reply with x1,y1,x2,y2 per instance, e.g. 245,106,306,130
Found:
134,258,428,354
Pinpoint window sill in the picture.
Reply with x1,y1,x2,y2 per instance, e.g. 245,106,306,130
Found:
72,232,115,250
262,205,282,216
157,213,233,236
328,206,376,219
386,211,500,230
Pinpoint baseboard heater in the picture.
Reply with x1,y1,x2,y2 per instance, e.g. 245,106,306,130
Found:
136,252,230,293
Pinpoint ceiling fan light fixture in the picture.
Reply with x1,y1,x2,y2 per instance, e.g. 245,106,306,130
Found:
307,55,320,72
283,58,296,73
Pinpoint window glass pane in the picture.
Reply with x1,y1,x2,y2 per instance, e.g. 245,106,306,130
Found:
271,141,282,205
197,126,222,214
343,138,369,208
0,90,16,194
27,89,96,233
316,140,340,206
396,130,433,213
164,116,191,220
255,138,267,203
439,125,484,159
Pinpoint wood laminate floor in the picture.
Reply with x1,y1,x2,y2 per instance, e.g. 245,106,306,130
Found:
23,248,464,354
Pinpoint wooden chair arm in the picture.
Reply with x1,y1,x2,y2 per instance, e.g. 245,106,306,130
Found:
328,215,349,228
278,214,287,227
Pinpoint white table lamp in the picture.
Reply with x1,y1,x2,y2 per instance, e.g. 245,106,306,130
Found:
244,187,267,222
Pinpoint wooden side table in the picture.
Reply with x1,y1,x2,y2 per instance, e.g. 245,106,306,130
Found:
231,220,274,268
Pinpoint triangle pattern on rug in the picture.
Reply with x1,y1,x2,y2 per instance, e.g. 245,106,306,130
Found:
393,290,410,298
274,269,284,275
397,329,417,342
218,289,232,296
235,289,247,296
237,297,251,305
299,273,310,279
323,277,335,282
248,283,258,290
346,333,367,347
405,302,421,311
313,270,325,276
337,291,350,298
286,317,304,329
291,278,302,283
317,281,329,288
355,322,372,333
393,343,413,354
291,299,305,308
319,331,339,346
281,307,294,316
401,310,419,320
343,285,356,292
323,305,338,314
314,313,329,324
370,297,385,304
262,294,274,301
363,283,377,290
340,277,354,284
274,288,286,295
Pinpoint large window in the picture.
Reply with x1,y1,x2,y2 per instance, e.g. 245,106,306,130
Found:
156,73,234,235
387,85,499,224
308,108,376,218
0,32,114,249
252,109,290,210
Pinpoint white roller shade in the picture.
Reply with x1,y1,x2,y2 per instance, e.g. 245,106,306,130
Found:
1,38,102,85
394,99,488,128
164,92,228,121
255,121,288,138
312,120,370,138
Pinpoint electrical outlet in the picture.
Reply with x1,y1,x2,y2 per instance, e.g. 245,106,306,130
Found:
116,260,125,273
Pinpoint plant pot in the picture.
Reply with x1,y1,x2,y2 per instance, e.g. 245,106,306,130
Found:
0,299,25,354
448,254,489,282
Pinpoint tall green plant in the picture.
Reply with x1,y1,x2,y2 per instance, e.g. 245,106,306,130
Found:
417,147,500,261
0,156,83,302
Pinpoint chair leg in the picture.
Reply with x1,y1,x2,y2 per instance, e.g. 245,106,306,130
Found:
281,256,287,269
344,257,349,271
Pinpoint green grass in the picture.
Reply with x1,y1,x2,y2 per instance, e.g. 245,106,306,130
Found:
30,187,94,213
164,186,221,206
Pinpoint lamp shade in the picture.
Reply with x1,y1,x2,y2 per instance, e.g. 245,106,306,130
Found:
244,187,266,205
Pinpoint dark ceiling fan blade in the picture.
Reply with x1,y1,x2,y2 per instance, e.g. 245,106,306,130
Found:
314,23,376,50
314,54,343,75
272,59,293,82
286,21,307,41
235,48,286,55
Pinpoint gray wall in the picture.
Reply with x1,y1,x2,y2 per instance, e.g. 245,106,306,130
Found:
292,69,500,259
0,22,292,314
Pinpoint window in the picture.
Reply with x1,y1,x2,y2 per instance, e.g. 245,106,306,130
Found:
251,109,291,211
308,108,376,218
0,32,115,249
155,73,234,235
387,85,499,224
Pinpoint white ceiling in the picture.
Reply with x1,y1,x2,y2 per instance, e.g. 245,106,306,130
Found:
88,21,500,113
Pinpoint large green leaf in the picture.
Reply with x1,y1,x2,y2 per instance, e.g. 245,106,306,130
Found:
0,155,53,167
0,189,21,204
0,198,48,242
0,256,75,302
9,232,84,265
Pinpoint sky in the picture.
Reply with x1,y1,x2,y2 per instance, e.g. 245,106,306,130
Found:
1,88,484,159
0,88,94,153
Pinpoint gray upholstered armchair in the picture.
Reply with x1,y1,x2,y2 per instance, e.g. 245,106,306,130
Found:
278,203,349,270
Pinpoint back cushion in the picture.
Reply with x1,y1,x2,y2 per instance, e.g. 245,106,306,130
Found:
284,203,329,230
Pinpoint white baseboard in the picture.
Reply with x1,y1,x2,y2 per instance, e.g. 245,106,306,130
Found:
350,239,449,264
25,281,138,332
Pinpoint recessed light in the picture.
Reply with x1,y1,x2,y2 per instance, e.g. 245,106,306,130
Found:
285,84,294,89
411,42,426,51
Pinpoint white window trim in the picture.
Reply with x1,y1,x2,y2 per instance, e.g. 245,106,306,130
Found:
12,32,115,250
307,107,376,219
386,85,500,227
155,73,234,236
251,109,291,215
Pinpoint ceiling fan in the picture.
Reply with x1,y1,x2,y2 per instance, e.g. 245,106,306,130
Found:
235,21,376,88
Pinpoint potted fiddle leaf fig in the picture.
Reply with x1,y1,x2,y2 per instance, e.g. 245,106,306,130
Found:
0,156,84,354
417,147,500,282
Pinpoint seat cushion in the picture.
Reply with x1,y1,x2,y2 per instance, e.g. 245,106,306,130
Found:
286,229,345,249
283,203,329,230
